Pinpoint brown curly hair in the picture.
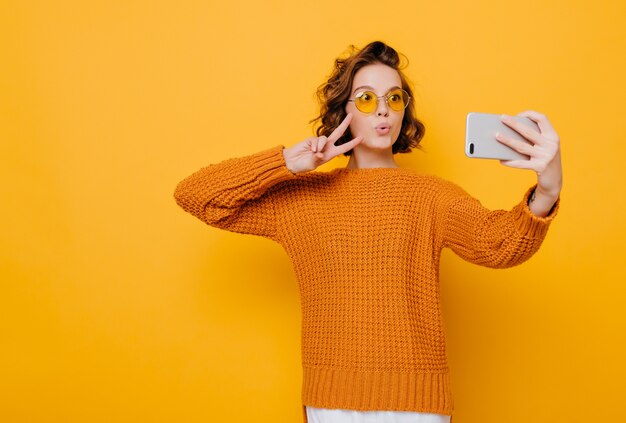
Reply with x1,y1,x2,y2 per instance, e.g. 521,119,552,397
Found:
309,41,425,157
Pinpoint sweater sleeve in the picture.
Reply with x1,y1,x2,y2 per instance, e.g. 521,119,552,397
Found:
439,182,560,269
173,144,298,242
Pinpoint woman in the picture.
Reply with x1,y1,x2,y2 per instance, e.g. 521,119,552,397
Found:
173,41,562,423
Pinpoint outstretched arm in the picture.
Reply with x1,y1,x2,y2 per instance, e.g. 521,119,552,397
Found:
439,181,560,269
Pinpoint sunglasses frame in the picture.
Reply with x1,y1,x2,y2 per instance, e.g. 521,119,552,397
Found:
347,88,411,114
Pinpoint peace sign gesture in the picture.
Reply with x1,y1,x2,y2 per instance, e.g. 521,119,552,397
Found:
283,113,364,174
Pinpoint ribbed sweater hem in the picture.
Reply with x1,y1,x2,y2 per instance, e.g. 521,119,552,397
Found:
301,365,454,416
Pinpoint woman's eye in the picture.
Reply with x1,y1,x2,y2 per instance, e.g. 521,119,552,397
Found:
361,93,372,101
390,94,400,102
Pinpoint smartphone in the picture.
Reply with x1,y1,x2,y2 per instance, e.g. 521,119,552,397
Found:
465,112,538,160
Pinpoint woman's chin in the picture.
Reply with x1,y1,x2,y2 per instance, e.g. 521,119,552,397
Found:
361,136,395,149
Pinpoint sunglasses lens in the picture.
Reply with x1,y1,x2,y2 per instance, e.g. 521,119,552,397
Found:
388,89,409,111
355,91,377,113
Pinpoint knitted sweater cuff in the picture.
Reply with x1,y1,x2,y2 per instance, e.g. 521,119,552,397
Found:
252,144,299,186
511,184,560,239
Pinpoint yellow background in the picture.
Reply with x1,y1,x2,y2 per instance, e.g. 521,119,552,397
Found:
2,0,625,421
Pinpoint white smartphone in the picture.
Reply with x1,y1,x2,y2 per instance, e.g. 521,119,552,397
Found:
465,112,538,160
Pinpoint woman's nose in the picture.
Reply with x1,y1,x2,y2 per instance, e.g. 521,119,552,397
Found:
376,97,389,116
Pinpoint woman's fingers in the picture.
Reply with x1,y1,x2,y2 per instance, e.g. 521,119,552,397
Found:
327,113,353,144
500,114,544,146
497,111,563,190
517,110,559,140
316,136,327,158
499,159,535,169
334,135,363,156
317,136,327,153
305,113,362,162
495,132,534,157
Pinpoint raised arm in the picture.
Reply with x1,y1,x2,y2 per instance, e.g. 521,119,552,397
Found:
173,145,297,242
173,114,364,241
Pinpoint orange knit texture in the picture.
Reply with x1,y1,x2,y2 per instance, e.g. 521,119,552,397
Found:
173,144,560,422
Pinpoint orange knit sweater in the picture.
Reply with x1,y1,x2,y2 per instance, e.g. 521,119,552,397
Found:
173,144,560,422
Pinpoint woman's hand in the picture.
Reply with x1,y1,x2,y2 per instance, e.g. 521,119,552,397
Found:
283,113,363,174
495,110,562,216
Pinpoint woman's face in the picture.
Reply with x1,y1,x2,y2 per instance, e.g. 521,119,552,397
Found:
344,63,405,151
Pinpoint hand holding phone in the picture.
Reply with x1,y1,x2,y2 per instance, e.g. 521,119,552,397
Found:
464,109,563,217
465,112,539,160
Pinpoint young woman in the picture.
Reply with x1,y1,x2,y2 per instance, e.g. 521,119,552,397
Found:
174,41,562,423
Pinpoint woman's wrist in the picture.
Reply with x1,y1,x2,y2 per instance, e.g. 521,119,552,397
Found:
282,147,298,174
528,186,560,217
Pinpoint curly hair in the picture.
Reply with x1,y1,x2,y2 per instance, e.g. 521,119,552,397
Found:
309,41,425,157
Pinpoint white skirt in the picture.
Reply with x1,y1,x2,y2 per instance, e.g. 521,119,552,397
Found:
305,406,451,423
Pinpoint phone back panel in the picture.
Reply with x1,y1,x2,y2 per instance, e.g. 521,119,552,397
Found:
465,112,538,160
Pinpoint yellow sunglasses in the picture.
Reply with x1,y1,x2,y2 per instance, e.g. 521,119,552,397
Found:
347,88,411,114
